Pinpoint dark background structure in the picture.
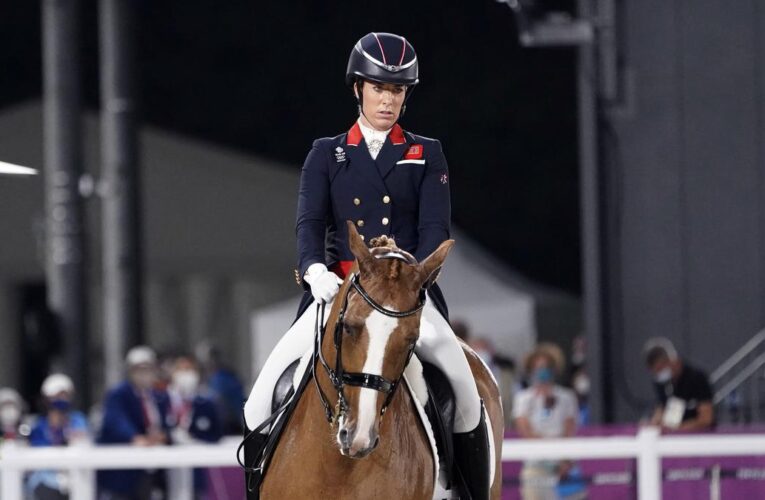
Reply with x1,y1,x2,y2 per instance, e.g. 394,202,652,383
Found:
1,0,581,293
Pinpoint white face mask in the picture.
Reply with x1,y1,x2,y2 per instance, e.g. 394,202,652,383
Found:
0,405,21,427
573,375,590,395
172,370,200,398
654,367,672,384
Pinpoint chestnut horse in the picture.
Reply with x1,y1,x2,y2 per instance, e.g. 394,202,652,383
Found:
261,223,503,499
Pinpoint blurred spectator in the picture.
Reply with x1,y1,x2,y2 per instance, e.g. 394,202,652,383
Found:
195,340,244,435
167,354,223,498
26,374,89,500
567,336,590,426
569,366,590,426
643,337,714,431
513,343,582,500
0,387,27,442
97,346,171,500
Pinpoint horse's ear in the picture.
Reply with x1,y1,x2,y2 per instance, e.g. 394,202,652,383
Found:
416,240,455,290
347,221,373,270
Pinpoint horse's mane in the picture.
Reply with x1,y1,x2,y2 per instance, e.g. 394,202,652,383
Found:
369,235,397,250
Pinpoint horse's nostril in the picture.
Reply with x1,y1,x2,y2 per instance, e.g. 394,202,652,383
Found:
339,428,349,445
373,436,380,448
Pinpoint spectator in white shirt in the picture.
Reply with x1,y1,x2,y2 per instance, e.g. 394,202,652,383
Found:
513,343,578,500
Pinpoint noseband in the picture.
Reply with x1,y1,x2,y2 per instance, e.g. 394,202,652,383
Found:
313,269,426,425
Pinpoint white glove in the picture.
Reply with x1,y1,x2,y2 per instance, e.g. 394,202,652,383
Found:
303,263,342,303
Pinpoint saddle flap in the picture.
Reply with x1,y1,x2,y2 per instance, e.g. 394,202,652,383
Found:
271,360,300,414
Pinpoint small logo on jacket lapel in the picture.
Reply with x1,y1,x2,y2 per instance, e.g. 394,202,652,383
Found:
404,144,423,160
335,146,346,162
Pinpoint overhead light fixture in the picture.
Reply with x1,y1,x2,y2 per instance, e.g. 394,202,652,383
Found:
497,0,594,47
0,160,38,176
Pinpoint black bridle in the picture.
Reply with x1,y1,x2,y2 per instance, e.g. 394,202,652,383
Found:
313,272,426,425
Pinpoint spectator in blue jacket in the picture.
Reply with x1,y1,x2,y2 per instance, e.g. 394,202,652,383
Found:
27,374,89,499
97,346,171,500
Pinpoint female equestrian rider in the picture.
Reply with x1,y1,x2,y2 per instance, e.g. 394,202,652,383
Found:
243,32,490,498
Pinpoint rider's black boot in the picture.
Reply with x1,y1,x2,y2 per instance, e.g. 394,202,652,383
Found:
453,402,491,500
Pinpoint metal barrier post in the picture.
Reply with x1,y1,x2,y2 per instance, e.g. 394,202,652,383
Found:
709,464,721,500
637,426,661,500
167,467,194,500
1,444,24,500
69,467,96,500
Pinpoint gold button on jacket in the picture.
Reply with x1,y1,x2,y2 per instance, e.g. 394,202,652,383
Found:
382,217,389,226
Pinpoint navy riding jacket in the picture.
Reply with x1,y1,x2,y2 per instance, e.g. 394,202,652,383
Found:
294,121,451,317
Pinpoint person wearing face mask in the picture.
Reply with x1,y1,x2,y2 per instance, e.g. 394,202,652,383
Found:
167,355,222,444
643,337,714,431
166,355,222,499
0,388,26,442
513,344,579,500
97,346,171,500
26,374,89,499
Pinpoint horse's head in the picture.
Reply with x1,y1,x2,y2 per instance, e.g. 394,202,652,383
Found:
329,221,453,458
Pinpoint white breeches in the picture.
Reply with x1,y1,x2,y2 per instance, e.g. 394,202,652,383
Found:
243,296,482,433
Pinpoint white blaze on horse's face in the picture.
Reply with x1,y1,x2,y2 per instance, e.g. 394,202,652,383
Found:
337,306,399,458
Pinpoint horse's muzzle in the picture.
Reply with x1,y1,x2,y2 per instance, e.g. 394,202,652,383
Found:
338,422,380,459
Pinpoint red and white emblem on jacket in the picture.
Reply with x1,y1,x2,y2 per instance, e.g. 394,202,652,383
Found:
404,144,423,160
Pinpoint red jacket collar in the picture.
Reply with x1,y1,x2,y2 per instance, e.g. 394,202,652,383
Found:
346,122,406,146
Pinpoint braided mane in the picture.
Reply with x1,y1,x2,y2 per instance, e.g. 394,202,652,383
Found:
368,236,404,280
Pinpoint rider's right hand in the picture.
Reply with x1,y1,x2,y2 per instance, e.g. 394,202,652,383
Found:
303,263,342,303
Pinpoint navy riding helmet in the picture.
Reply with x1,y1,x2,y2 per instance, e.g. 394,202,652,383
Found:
346,33,419,116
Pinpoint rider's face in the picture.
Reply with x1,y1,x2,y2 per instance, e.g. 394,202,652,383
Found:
356,81,406,131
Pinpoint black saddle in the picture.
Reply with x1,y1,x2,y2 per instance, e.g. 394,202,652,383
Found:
245,358,459,498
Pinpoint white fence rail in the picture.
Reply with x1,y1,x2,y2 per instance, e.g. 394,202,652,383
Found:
3,428,765,499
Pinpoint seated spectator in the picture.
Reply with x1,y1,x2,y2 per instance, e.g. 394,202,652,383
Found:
643,337,714,431
26,374,89,499
97,346,171,500
0,387,27,442
195,340,244,435
167,354,223,498
513,343,581,500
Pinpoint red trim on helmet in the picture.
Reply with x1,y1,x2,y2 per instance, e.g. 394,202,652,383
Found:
398,37,407,66
372,33,387,65
347,122,363,146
